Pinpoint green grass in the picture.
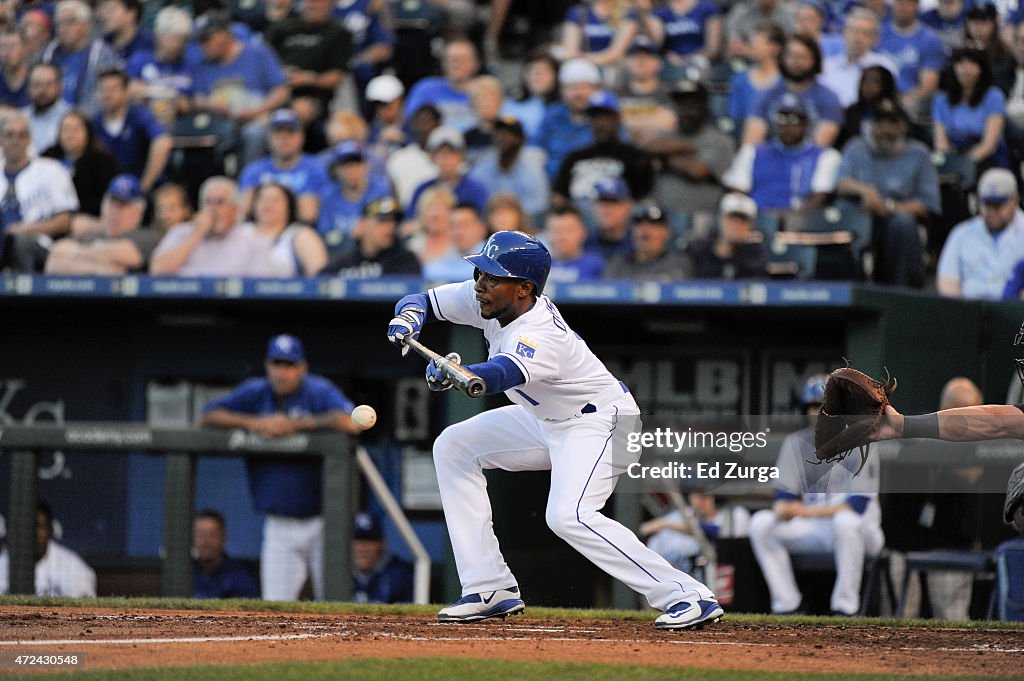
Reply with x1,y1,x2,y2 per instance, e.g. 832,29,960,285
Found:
4,658,1020,681
2,595,1023,630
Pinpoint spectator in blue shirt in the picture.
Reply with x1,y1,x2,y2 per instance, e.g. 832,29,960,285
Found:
407,126,490,217
920,0,968,52
879,0,946,122
501,52,560,140
201,334,365,601
126,6,202,128
98,0,153,63
238,108,331,225
41,0,123,117
332,0,395,87
0,29,32,108
352,512,414,604
192,509,260,600
544,205,605,284
402,37,479,133
94,67,171,192
533,58,600,180
644,0,723,79
468,115,550,227
317,140,392,254
560,0,638,69
727,21,784,134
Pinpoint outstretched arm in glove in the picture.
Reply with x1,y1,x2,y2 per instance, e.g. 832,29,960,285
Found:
874,403,1024,442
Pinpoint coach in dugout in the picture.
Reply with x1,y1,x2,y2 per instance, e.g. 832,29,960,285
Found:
201,334,363,601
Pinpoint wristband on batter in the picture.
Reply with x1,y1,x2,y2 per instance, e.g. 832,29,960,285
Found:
902,413,940,439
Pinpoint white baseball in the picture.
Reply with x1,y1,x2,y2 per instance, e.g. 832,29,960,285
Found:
352,404,377,430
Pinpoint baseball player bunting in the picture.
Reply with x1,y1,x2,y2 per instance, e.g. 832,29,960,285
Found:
387,231,722,630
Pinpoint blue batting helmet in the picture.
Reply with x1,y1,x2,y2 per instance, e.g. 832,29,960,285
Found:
801,374,828,407
464,231,551,295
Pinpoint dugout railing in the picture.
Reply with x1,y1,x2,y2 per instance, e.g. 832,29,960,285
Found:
0,423,431,604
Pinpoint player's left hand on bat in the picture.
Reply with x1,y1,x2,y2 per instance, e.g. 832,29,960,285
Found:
387,306,425,356
426,352,461,391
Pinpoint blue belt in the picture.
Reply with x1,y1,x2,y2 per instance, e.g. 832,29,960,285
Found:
581,381,629,414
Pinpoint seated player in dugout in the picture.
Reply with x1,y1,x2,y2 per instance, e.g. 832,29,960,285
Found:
386,230,723,630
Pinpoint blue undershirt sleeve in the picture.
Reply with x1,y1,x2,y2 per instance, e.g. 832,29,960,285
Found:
465,356,526,395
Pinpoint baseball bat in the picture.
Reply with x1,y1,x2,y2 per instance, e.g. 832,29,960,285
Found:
404,337,487,398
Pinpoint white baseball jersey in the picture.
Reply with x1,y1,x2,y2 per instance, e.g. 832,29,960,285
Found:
429,281,624,420
0,540,96,597
0,157,80,223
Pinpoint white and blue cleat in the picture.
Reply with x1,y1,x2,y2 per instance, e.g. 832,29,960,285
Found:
437,586,526,622
654,598,724,630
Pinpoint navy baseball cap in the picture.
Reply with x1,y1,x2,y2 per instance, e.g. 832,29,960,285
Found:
365,197,402,221
193,10,231,42
628,35,659,56
494,115,525,137
106,174,144,202
266,334,305,363
331,140,365,165
594,176,631,202
354,512,383,540
586,90,621,114
269,108,302,131
633,203,667,224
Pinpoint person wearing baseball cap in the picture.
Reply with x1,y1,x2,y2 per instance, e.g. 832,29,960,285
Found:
321,197,422,277
201,335,362,602
467,115,551,225
45,174,163,275
604,203,694,281
585,176,636,262
352,512,414,603
552,90,655,208
620,35,676,138
535,57,602,179
938,167,1024,300
406,126,490,216
318,140,393,253
365,75,408,155
686,193,769,279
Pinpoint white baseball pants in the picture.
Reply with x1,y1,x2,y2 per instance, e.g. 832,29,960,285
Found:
260,514,324,601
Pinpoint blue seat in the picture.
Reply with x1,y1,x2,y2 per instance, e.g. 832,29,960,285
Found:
992,538,1024,621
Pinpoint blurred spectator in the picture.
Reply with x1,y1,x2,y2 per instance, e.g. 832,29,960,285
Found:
41,0,122,117
317,140,392,253
402,37,479,133
23,62,72,154
728,22,784,136
406,186,456,268
19,9,53,63
502,51,560,139
321,197,421,277
837,65,899,150
724,95,840,214
686,192,768,279
640,79,735,217
726,0,796,61
264,0,352,124
604,203,693,281
247,181,328,277
201,334,362,602
749,373,884,616
552,90,654,207
0,501,96,597
743,34,843,148
820,8,897,108
192,10,290,168
151,181,192,231
534,57,600,180
836,98,939,288
95,68,171,192
126,6,200,128
1007,23,1024,172
45,174,160,274
149,176,274,276
41,109,120,218
485,192,533,234
559,0,638,70
964,3,1015,95
0,111,79,271
386,104,440,208
642,492,750,575
352,511,414,604
463,75,505,165
792,0,842,58
238,108,330,225
921,0,968,52
544,205,604,283
423,201,487,282
939,168,1024,299
98,0,153,63
231,0,297,36
331,0,395,88
933,47,1009,172
585,176,634,261
644,0,723,79
408,126,489,216
192,509,260,600
879,0,946,123
365,74,407,158
320,108,377,170
616,36,677,137
0,29,31,107
468,115,549,226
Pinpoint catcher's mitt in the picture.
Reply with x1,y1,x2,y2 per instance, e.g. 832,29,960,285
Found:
814,364,897,475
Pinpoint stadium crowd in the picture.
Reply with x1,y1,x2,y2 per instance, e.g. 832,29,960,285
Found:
2,0,1024,294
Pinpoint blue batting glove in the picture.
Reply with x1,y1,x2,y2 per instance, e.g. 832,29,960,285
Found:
426,352,461,391
387,306,425,356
